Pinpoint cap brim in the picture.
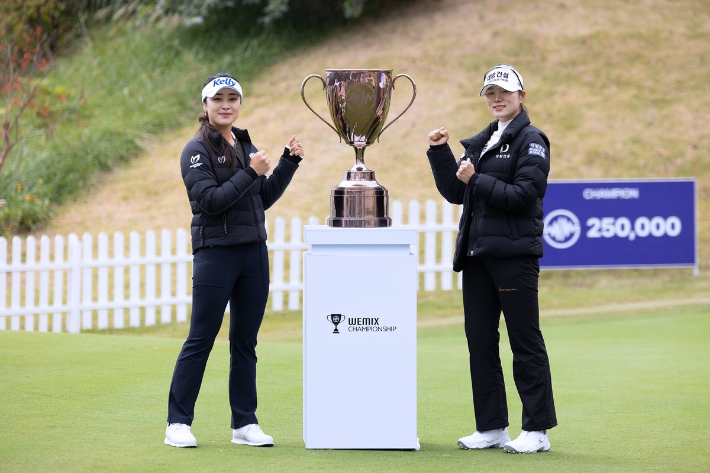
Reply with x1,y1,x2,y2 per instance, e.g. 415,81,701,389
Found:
479,84,522,96
201,79,244,102
203,86,241,99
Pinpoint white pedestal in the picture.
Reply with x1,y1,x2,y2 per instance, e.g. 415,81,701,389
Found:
303,226,418,449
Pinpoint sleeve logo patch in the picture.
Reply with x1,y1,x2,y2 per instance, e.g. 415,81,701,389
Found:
190,154,203,168
528,143,546,159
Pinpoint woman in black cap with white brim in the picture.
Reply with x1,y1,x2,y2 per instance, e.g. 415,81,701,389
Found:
426,64,557,454
164,72,304,448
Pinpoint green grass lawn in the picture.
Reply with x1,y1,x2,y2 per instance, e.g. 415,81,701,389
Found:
2,307,710,472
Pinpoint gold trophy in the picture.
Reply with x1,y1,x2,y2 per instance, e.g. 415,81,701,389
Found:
301,70,416,227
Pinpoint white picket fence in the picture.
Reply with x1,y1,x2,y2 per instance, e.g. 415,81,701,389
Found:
0,199,462,334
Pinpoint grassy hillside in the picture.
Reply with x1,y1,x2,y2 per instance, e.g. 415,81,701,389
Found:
16,0,710,317
37,0,709,265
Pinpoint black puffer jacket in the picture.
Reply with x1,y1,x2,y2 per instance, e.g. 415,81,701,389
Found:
426,110,550,271
180,127,300,253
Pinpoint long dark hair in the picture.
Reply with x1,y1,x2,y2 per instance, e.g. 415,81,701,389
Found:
198,72,240,171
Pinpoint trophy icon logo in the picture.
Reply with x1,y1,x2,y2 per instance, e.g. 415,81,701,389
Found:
326,314,346,334
301,69,416,227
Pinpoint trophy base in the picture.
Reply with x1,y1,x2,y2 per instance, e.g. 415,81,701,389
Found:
327,169,391,228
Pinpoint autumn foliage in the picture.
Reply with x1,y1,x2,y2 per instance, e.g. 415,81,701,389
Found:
0,24,56,174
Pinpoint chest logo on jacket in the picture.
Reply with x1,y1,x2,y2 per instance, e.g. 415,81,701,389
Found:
218,156,226,164
190,154,202,168
500,144,510,152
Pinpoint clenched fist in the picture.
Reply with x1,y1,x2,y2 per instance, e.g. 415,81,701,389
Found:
249,150,270,176
428,127,449,146
456,160,474,184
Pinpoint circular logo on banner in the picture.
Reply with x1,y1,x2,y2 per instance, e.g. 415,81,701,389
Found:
543,209,581,249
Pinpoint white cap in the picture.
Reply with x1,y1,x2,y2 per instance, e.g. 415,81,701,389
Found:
201,76,243,102
479,64,524,96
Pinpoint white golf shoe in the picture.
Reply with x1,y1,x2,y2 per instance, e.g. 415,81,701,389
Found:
232,424,274,447
503,430,550,454
457,427,511,449
164,423,197,448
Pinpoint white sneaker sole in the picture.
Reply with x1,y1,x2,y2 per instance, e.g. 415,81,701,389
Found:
457,440,508,450
164,438,197,448
231,438,274,447
503,444,550,454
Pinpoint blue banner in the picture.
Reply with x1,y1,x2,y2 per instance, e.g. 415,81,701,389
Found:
540,179,697,269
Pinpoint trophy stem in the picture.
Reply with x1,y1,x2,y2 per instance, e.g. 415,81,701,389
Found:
353,146,369,172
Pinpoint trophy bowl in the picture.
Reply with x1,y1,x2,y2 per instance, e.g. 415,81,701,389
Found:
301,69,416,227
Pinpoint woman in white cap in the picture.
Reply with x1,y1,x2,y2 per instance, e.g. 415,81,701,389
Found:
426,64,557,454
165,72,304,448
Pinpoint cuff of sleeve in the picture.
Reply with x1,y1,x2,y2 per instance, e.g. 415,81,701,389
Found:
283,147,302,164
429,143,449,151
467,173,479,189
244,167,258,180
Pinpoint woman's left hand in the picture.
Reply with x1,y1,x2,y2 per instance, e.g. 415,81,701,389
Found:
456,160,475,184
288,135,304,157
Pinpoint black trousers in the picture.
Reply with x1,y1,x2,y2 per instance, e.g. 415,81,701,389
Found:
167,242,270,429
462,255,557,432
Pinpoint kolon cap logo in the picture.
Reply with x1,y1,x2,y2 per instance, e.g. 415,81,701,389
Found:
543,209,581,249
213,77,236,87
326,314,345,334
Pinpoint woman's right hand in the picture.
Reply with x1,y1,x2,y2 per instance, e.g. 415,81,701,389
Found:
428,127,449,146
249,150,271,176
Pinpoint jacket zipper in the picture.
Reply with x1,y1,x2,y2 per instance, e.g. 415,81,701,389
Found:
223,214,227,234
470,199,479,256
248,191,259,235
471,147,485,256
240,140,260,234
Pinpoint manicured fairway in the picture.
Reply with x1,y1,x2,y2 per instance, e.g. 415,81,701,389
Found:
1,307,709,472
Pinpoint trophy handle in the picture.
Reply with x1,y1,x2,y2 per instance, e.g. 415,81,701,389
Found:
301,74,340,137
378,73,417,140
